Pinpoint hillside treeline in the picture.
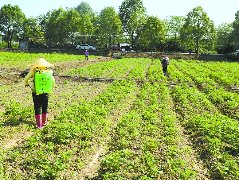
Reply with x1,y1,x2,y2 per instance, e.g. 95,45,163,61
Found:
0,0,239,54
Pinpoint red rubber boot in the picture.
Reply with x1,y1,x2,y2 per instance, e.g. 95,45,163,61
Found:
42,113,48,126
35,114,42,128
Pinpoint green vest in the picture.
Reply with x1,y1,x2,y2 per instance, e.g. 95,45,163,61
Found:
34,70,53,95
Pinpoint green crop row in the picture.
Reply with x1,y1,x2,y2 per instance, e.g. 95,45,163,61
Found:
66,58,152,80
147,59,166,81
99,82,197,179
179,60,239,87
97,78,197,178
169,65,239,179
0,52,85,69
2,80,137,179
1,54,239,179
199,61,239,86
66,59,118,77
0,77,109,147
172,60,239,120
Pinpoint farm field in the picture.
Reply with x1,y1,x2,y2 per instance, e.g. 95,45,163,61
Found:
0,52,239,179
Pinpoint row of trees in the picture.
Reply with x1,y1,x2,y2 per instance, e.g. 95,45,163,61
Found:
0,0,239,54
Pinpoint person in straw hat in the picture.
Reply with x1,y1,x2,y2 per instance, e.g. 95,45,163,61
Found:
24,57,55,128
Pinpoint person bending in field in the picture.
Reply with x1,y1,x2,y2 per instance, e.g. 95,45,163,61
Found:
161,55,169,76
24,58,55,128
85,50,89,61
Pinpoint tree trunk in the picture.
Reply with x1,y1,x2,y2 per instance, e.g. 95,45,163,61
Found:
196,37,199,54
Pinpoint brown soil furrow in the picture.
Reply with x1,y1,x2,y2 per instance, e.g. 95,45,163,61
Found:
175,122,210,179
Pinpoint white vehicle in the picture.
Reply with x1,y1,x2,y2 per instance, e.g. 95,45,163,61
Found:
75,44,96,50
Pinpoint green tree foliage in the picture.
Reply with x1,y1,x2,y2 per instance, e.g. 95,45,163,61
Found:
180,6,216,54
216,23,234,53
165,16,185,52
166,16,185,39
138,16,166,51
22,17,44,45
0,4,26,48
75,2,96,44
119,0,146,46
44,8,66,46
231,10,239,49
75,1,94,18
97,7,122,48
65,9,83,45
43,8,83,47
78,13,94,44
1,3,230,53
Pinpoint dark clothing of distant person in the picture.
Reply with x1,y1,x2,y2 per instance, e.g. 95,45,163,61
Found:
161,56,169,76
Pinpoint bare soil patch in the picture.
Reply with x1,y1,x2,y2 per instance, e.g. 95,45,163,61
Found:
1,131,33,150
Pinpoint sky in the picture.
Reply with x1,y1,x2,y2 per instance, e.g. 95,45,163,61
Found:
0,0,239,27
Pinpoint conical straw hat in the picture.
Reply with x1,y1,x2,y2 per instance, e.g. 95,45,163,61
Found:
28,58,54,68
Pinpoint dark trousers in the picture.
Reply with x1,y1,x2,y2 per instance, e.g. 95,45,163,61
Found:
162,66,168,76
32,93,49,115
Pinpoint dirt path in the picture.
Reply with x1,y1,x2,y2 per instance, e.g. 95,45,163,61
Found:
1,130,34,150
175,122,210,179
78,145,106,180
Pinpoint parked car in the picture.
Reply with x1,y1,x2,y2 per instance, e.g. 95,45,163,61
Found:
75,44,96,50
229,49,239,56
